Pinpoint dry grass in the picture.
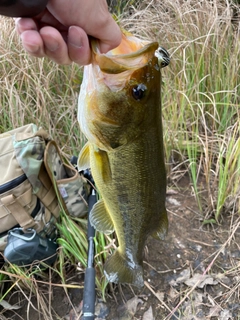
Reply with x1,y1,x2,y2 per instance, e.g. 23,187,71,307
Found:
0,18,85,155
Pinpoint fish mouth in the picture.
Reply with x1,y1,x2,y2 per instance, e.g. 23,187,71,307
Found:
88,33,167,94
92,34,160,74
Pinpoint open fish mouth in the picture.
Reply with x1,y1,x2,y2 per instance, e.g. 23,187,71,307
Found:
93,36,171,74
94,42,159,75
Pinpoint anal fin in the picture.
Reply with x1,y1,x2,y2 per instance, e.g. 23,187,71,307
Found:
90,199,114,235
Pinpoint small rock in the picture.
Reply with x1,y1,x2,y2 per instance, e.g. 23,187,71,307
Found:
167,198,181,206
170,268,191,286
207,305,221,317
117,296,143,320
95,300,109,319
142,306,154,320
219,309,232,320
215,273,231,285
184,273,218,289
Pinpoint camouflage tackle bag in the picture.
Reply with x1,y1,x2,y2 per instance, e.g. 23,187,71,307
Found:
0,124,89,257
44,140,89,218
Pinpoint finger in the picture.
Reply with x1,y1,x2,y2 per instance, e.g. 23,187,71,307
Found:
40,26,71,65
15,18,38,35
68,26,91,65
81,1,121,53
15,11,67,36
33,9,68,30
20,30,45,57
47,0,121,54
95,15,122,53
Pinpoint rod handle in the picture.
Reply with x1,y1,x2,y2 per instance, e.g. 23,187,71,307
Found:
82,267,96,319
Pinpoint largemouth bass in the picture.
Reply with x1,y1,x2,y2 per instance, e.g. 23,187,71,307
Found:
78,33,170,288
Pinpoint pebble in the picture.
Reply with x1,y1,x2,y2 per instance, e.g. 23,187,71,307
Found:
95,300,109,319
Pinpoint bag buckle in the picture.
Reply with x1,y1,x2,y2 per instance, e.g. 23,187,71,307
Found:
9,228,36,241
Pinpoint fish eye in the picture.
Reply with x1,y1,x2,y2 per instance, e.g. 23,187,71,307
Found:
132,84,147,101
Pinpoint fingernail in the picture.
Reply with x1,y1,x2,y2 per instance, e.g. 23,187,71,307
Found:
23,43,39,53
69,26,82,48
45,38,59,52
20,34,39,53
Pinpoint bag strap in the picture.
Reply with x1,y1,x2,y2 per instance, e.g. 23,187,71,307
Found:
36,163,60,218
44,140,72,214
1,194,36,230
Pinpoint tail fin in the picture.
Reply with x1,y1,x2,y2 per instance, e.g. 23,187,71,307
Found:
104,249,144,288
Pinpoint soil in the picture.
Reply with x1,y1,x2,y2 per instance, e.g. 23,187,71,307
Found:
2,176,240,320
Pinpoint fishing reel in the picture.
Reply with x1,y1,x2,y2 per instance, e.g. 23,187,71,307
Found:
70,155,95,193
4,228,58,266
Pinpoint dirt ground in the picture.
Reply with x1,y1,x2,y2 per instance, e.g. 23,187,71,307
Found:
2,176,240,320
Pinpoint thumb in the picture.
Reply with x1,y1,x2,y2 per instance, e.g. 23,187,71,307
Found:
93,16,122,53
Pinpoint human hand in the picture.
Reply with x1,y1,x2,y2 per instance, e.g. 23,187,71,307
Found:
15,0,121,65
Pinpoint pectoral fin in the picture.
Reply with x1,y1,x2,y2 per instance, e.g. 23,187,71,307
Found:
90,199,114,234
93,148,112,183
78,142,90,170
151,210,168,240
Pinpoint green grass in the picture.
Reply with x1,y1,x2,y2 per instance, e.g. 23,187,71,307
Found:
0,0,239,315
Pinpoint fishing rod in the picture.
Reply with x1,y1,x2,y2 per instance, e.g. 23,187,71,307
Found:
81,188,97,320
69,163,97,320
